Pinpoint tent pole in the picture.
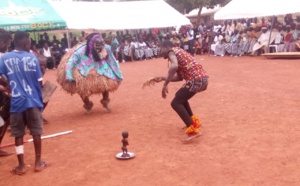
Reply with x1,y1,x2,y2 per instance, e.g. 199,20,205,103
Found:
208,23,214,56
34,30,37,42
267,16,275,53
66,28,71,48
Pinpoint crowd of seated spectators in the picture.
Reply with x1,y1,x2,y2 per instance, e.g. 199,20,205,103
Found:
207,14,300,57
7,14,300,69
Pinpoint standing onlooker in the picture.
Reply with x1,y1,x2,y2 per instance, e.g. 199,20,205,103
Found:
51,35,60,46
61,33,68,48
187,26,194,55
79,31,86,42
71,37,78,48
38,35,45,49
110,33,120,62
44,35,52,47
0,31,48,175
0,28,13,157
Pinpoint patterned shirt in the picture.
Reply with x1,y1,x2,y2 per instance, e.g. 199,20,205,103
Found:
171,47,208,81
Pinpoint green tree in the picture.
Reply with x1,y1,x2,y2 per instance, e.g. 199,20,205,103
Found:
166,0,231,26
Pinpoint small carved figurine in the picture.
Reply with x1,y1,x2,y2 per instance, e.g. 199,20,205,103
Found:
121,131,129,157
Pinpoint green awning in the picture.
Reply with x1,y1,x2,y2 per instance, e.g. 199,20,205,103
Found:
0,0,66,32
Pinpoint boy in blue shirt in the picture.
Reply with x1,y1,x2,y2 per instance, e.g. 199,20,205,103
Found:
0,31,48,175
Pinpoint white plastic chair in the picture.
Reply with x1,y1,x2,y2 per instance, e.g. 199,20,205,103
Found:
269,34,283,53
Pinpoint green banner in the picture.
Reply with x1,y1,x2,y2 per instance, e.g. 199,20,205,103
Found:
0,0,67,32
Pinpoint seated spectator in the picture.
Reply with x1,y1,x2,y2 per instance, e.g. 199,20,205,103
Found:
41,42,56,69
244,26,259,54
131,37,144,60
52,43,63,66
147,37,159,58
270,26,285,53
138,39,153,60
239,30,249,56
288,24,300,52
123,39,134,62
251,27,271,55
283,25,293,52
211,31,224,56
230,29,241,56
296,33,300,51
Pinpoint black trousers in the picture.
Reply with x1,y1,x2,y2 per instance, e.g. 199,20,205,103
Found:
171,87,196,127
188,39,195,55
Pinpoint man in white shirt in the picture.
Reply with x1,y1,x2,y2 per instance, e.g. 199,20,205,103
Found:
252,27,273,55
41,42,56,69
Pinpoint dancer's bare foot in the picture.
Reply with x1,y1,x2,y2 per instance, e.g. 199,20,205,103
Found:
83,100,93,114
35,161,49,172
0,149,13,156
11,165,26,175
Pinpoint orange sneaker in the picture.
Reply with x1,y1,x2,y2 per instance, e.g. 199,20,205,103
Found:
183,125,201,142
191,115,201,128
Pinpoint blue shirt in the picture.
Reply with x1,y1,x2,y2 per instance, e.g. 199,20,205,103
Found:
0,51,43,113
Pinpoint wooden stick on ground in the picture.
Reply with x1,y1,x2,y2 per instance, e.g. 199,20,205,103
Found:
0,130,73,148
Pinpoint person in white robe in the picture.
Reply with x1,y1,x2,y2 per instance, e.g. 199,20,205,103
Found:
251,27,275,55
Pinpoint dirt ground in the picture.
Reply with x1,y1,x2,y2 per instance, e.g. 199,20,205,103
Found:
0,55,300,186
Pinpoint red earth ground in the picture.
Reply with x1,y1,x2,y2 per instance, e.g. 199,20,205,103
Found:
0,55,300,186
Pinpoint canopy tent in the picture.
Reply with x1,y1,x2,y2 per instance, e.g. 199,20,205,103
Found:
214,0,300,20
0,0,66,32
48,0,191,30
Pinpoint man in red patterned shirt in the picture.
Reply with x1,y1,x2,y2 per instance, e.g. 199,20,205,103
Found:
158,40,209,142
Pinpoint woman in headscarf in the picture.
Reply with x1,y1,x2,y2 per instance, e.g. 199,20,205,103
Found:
57,33,123,114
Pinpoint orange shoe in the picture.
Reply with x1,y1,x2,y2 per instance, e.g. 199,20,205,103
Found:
191,115,201,128
183,124,201,142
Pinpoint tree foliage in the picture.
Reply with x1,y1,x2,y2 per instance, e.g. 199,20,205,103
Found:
166,0,231,26
166,0,230,14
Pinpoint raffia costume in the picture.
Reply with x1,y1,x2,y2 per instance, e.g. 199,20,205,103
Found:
57,34,123,112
